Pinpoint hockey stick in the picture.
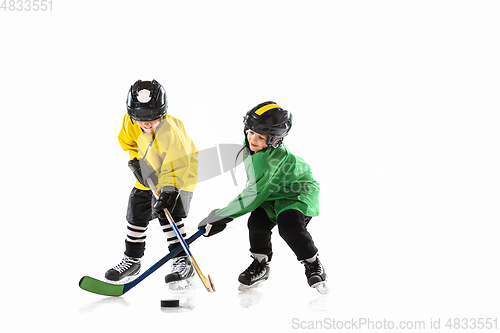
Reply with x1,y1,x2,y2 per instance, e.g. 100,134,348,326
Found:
147,178,215,293
79,229,205,296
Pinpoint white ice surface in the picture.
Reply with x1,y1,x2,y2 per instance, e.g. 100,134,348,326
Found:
1,1,499,332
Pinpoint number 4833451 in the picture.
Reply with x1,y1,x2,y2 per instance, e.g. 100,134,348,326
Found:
1,0,53,11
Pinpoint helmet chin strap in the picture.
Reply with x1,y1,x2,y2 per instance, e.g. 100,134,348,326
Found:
270,138,283,148
131,115,166,127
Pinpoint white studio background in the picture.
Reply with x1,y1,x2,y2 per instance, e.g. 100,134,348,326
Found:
1,1,499,332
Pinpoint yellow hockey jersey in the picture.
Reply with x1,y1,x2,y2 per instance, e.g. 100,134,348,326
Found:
118,114,198,193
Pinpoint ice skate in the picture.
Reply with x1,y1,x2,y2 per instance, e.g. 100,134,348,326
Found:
165,256,195,291
105,256,141,283
302,255,328,294
238,255,271,289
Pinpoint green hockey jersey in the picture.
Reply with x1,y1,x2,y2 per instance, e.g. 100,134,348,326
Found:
215,143,320,223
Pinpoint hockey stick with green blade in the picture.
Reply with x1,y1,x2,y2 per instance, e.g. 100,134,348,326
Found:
79,229,205,296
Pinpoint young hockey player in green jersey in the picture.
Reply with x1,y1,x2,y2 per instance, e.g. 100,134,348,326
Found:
198,101,327,293
105,79,198,288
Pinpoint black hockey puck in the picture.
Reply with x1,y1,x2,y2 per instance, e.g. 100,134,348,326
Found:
161,299,180,308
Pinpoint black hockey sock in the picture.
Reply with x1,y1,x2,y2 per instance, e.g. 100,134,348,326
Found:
277,209,318,261
124,240,146,259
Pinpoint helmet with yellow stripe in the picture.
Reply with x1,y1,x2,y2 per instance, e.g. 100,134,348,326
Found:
244,101,292,148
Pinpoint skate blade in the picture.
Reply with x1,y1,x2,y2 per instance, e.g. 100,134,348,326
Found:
105,272,140,285
238,280,265,291
312,281,329,295
168,277,195,292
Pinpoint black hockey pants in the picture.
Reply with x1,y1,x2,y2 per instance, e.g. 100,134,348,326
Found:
247,207,318,261
124,187,192,258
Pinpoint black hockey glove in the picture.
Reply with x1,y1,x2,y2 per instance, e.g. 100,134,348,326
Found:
198,209,233,237
128,158,158,187
153,186,179,218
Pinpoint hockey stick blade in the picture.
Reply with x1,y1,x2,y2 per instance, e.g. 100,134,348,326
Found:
79,229,205,296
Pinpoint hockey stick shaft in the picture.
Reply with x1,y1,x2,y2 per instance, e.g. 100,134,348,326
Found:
147,178,215,293
79,229,205,296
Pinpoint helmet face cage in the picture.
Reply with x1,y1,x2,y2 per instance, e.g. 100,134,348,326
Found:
243,102,292,148
126,79,167,121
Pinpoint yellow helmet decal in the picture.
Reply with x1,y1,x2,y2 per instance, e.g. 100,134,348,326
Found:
255,104,281,116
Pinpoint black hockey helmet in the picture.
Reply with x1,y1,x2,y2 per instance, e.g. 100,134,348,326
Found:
126,79,167,121
243,101,292,148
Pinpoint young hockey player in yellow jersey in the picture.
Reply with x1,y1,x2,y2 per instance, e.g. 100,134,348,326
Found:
105,80,198,288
